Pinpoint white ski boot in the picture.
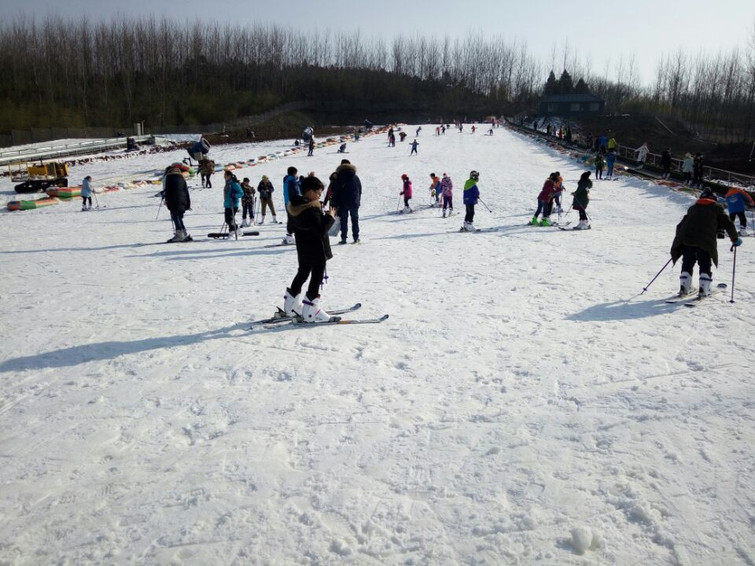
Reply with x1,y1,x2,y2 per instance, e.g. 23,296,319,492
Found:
283,289,303,317
258,215,265,225
699,273,713,297
168,229,186,243
575,220,590,230
679,271,692,296
272,215,280,224
462,221,476,232
301,296,331,323
282,234,295,245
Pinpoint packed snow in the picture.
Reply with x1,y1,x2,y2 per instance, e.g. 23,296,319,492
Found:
0,125,753,565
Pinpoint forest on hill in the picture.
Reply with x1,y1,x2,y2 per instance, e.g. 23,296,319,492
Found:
0,17,754,144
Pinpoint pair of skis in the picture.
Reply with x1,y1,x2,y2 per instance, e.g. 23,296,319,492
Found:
249,303,388,329
665,283,727,307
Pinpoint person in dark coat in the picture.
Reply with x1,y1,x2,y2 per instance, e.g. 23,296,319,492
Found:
282,176,336,323
660,148,672,179
670,188,742,297
331,159,363,244
692,153,704,188
163,166,192,242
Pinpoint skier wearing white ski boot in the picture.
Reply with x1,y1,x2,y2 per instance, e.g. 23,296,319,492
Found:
283,176,336,323
571,171,593,230
163,166,192,242
440,173,454,217
461,170,480,231
670,188,742,298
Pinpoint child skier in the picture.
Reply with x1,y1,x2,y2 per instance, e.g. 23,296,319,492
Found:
241,177,256,227
553,171,565,214
462,170,480,231
440,173,453,217
529,173,559,226
670,188,742,297
282,175,336,323
724,187,755,235
571,171,593,230
429,173,441,206
81,175,93,211
223,170,244,234
594,152,605,180
400,174,413,213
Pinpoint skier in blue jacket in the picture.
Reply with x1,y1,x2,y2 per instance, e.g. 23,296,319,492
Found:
282,166,302,245
223,170,244,233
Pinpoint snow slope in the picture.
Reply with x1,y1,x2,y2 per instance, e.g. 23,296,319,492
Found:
0,125,753,565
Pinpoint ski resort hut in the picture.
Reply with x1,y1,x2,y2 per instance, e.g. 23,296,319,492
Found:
538,94,604,117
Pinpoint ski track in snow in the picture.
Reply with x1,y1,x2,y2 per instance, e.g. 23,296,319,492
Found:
0,126,753,565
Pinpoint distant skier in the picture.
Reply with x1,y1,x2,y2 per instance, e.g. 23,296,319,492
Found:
199,159,215,188
440,173,453,218
257,175,278,225
400,174,413,213
81,175,93,211
635,142,649,166
594,152,605,180
529,172,559,227
282,175,336,323
724,187,755,235
462,170,480,232
410,139,419,155
682,153,694,185
429,173,441,205
660,148,672,178
606,150,616,179
416,126,421,136
671,187,741,297
308,137,315,156
571,171,593,230
693,153,704,188
337,143,347,153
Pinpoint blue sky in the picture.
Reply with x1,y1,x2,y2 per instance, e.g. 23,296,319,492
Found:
5,0,754,85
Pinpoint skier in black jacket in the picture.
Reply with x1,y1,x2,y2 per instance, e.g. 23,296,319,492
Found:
163,166,192,242
282,176,336,323
670,188,741,297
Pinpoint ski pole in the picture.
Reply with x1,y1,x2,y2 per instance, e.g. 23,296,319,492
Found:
641,258,673,294
93,191,101,209
156,196,164,220
730,244,737,303
478,197,493,213
396,196,402,212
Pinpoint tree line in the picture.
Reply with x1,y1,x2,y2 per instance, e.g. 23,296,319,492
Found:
0,16,753,142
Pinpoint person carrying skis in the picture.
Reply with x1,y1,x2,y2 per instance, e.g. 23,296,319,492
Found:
529,172,559,227
257,175,278,224
223,170,244,234
462,170,480,232
399,174,413,213
670,188,742,297
571,171,593,230
429,173,441,206
282,166,301,245
282,175,336,323
594,152,605,180
440,173,454,218
164,166,192,242
724,187,755,236
240,177,256,227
